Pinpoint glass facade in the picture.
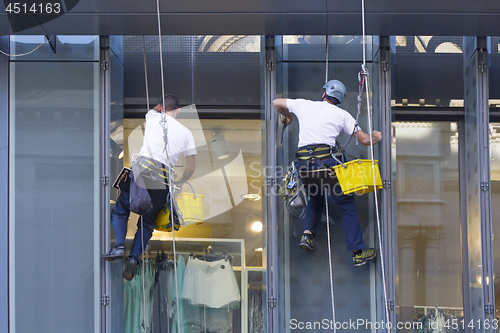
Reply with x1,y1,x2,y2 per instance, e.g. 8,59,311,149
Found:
276,35,383,332
8,37,101,332
3,33,500,333
108,36,267,333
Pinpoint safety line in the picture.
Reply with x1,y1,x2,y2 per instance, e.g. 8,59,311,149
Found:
325,187,337,333
140,37,150,333
0,37,52,57
154,0,181,332
142,37,150,112
140,216,147,332
365,71,390,332
360,0,390,329
360,6,390,330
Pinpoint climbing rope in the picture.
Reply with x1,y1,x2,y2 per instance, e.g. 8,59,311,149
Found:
360,0,391,329
325,187,337,333
154,1,182,331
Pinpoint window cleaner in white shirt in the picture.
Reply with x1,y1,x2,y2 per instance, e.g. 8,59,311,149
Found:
104,94,197,280
273,80,382,267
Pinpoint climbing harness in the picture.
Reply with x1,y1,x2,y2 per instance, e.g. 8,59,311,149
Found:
280,161,308,219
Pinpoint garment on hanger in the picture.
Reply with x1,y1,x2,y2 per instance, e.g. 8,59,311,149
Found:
171,255,186,333
181,257,240,309
124,259,156,333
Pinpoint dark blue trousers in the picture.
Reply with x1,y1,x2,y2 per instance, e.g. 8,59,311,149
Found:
111,191,165,259
297,158,365,251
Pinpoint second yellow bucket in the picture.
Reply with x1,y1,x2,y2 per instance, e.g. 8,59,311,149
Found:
332,159,383,195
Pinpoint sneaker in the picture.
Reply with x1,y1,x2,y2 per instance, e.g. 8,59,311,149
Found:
353,248,376,267
102,244,125,261
300,234,315,251
122,256,139,281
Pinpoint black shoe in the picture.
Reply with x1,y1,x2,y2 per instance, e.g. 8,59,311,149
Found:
300,234,315,251
353,248,376,267
102,244,125,261
122,256,139,281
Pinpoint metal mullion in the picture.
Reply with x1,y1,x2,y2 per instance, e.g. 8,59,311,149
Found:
265,35,278,333
379,36,396,332
478,43,495,328
99,36,111,333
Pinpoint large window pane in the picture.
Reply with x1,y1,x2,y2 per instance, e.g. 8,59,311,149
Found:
277,35,381,332
9,60,100,332
112,35,267,333
393,122,463,331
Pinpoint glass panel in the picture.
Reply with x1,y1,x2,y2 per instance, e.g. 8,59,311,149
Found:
10,35,99,61
9,59,100,332
393,122,463,330
109,38,125,333
277,35,381,332
111,35,267,333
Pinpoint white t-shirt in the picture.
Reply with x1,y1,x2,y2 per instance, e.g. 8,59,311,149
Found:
287,99,360,148
139,110,197,167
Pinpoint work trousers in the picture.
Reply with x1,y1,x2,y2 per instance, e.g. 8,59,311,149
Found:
111,179,169,259
297,157,365,251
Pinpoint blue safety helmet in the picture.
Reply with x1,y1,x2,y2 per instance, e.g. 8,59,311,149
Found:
322,80,347,104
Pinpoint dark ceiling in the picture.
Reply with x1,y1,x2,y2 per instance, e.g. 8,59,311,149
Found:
1,0,500,36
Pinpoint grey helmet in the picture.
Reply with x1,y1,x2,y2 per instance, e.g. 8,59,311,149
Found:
322,80,347,104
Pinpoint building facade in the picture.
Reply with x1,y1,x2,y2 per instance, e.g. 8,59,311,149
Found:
2,2,500,333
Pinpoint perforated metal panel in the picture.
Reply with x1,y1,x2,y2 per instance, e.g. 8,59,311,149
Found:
123,35,261,107
394,36,464,107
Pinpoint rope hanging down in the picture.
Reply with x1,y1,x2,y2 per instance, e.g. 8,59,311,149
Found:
360,0,391,329
151,1,182,332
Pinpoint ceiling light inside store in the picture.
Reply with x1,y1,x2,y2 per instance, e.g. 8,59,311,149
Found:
210,130,229,160
241,193,261,201
253,247,263,252
118,151,124,159
251,221,263,232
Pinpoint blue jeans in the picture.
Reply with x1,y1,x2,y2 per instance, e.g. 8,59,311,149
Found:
111,191,165,259
297,157,365,251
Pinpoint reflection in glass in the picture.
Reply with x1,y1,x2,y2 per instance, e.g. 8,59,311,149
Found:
393,122,463,331
9,61,100,332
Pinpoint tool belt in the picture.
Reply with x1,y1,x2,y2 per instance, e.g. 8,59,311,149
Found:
134,156,173,183
295,144,342,187
296,144,338,161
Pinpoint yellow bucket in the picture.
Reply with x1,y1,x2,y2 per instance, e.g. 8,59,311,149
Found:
155,207,174,232
332,159,383,195
177,192,203,225
154,193,204,231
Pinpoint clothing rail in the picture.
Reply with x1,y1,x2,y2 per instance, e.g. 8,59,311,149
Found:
131,237,249,333
414,305,464,316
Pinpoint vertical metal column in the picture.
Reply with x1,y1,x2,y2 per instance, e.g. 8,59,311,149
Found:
463,36,494,333
265,35,278,333
99,36,111,333
379,36,396,332
0,35,10,333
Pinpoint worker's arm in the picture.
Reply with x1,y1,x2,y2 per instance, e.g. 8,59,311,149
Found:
355,129,382,146
178,155,195,183
273,98,293,126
